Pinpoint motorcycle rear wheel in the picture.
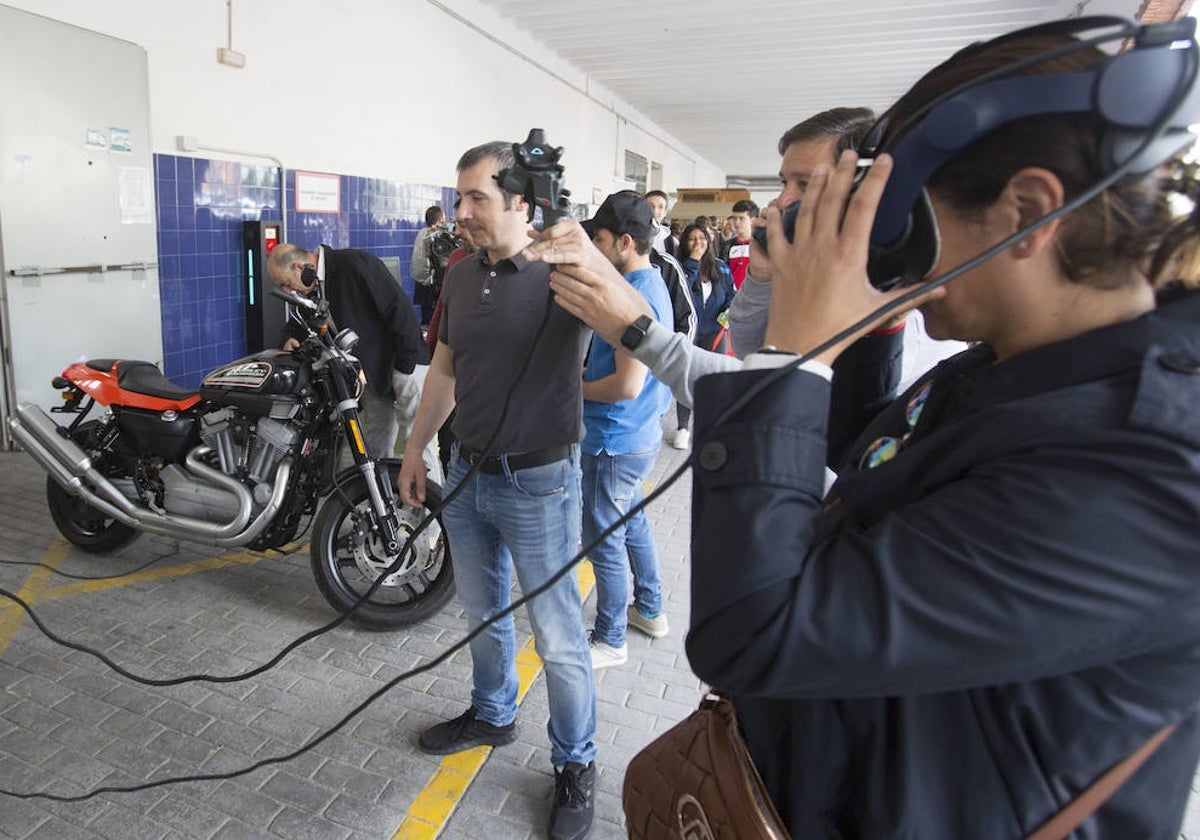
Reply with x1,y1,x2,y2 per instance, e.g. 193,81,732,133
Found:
46,476,140,553
311,470,454,630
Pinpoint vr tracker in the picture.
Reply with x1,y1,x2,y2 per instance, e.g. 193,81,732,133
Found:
756,15,1200,291
495,128,573,231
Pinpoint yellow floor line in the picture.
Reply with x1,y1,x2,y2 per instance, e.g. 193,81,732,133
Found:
0,537,69,657
31,543,299,603
392,559,596,840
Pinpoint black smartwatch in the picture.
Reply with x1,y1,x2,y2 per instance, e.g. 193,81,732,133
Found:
619,315,653,351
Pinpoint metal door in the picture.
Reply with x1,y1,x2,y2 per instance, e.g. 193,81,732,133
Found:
0,3,161,448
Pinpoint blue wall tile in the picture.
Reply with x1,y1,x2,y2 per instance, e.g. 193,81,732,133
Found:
154,154,451,389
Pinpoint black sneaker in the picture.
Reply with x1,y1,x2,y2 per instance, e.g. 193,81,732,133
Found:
417,706,517,755
549,761,595,840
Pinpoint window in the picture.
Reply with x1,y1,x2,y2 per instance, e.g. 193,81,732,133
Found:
624,151,648,195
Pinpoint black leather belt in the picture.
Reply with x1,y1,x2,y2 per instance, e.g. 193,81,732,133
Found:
459,444,570,475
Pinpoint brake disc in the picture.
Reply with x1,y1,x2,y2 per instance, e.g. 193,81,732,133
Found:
350,504,439,587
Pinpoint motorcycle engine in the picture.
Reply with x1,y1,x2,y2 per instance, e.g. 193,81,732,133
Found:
199,407,302,505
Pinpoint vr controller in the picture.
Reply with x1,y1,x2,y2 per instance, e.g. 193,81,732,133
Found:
494,128,573,231
753,15,1199,292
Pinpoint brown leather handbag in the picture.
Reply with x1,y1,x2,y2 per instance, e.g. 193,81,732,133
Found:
622,691,1175,840
622,693,787,839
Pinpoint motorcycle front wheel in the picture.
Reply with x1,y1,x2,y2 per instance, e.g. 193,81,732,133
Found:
310,470,453,630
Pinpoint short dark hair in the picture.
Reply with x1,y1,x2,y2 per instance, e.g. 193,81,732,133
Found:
645,189,668,202
457,140,514,174
731,199,759,217
425,206,444,226
630,235,653,256
777,107,876,157
456,141,518,207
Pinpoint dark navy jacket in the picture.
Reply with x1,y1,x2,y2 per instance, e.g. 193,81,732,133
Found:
687,288,1200,838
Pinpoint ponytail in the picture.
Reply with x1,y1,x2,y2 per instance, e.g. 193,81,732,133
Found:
1148,157,1200,289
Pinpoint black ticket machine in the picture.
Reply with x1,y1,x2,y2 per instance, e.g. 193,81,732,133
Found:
243,220,287,353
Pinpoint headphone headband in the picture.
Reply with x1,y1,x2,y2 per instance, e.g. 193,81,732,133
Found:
862,15,1199,287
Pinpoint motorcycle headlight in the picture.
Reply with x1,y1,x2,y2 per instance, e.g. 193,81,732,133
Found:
335,328,360,353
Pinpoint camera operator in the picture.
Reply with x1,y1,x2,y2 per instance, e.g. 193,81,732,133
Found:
409,205,445,324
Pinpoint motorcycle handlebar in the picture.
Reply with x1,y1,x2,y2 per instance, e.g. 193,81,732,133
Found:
270,287,318,311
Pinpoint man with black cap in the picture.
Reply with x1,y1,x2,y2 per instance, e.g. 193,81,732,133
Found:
579,193,675,668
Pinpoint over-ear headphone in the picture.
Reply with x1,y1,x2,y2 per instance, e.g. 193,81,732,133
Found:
759,16,1200,290
860,15,1200,289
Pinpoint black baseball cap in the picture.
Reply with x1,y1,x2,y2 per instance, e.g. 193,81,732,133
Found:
582,193,657,240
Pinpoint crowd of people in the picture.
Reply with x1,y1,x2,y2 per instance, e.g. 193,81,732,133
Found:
267,16,1200,840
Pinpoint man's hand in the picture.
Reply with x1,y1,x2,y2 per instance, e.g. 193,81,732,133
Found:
762,152,943,364
283,338,300,351
523,221,653,348
397,447,426,507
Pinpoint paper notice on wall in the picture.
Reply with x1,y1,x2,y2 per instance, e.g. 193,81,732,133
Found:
109,126,132,153
117,166,153,224
85,129,107,150
294,171,341,213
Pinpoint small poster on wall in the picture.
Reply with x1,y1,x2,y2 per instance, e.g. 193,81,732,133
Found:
117,166,153,224
295,171,340,214
109,126,132,153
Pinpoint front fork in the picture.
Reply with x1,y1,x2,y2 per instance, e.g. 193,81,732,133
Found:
333,386,404,556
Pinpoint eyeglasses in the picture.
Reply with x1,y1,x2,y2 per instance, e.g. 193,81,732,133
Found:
858,380,934,471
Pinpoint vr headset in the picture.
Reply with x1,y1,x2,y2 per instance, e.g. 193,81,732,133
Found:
761,16,1200,290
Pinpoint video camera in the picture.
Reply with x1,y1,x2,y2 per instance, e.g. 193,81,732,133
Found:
495,128,572,230
427,222,461,280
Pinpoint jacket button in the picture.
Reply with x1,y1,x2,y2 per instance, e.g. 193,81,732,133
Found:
1158,352,1200,374
697,441,727,471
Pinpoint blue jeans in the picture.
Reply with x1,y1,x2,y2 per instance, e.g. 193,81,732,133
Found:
581,446,663,648
441,442,596,767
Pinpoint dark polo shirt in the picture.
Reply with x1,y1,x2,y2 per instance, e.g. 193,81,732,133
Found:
439,249,591,454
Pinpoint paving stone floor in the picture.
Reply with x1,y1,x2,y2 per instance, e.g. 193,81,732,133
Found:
0,420,697,840
1,415,1197,839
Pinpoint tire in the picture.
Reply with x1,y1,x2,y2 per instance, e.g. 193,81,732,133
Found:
310,470,454,630
46,476,140,553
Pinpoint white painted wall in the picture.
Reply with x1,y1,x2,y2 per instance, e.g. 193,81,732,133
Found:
0,0,724,198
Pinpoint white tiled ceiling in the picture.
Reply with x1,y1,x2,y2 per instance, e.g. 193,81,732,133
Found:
472,0,1144,182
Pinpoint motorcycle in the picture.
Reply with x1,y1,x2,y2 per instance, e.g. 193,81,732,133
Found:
8,283,452,630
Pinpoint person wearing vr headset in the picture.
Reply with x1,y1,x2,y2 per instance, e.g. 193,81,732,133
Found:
678,16,1200,838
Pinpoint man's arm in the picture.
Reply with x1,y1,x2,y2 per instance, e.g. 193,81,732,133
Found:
524,221,741,408
582,351,649,403
397,343,456,506
728,271,772,359
630,320,738,408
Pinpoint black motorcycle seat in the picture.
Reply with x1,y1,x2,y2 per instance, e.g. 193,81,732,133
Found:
86,359,197,401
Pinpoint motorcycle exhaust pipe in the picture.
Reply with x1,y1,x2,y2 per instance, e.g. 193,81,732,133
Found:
10,403,141,528
9,403,260,544
212,456,292,548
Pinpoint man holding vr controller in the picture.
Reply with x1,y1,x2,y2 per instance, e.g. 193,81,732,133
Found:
530,15,1200,838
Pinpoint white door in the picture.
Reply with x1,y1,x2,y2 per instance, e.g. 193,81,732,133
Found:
0,4,162,448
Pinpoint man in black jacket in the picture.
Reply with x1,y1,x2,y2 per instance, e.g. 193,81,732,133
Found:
268,243,433,468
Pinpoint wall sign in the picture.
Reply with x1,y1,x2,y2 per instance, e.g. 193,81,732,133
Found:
295,171,340,214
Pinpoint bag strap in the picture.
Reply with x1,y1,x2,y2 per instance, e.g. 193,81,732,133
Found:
1025,724,1176,840
710,326,727,352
